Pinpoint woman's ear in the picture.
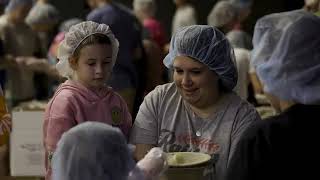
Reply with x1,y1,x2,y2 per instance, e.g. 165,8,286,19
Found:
69,57,77,70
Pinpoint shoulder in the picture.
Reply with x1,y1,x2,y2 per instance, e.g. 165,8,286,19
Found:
45,83,77,113
107,88,128,104
141,83,180,111
145,83,178,100
225,93,261,124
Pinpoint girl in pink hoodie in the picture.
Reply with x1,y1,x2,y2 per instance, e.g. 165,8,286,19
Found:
43,21,132,180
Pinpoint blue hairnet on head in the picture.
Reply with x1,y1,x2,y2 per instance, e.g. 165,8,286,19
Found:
52,122,135,180
164,25,237,90
252,10,320,104
5,0,33,13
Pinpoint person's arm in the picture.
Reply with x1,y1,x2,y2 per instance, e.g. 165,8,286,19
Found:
249,72,263,95
228,103,262,164
130,88,161,160
43,95,76,179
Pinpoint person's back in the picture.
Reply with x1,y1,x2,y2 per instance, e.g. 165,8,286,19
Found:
227,104,320,180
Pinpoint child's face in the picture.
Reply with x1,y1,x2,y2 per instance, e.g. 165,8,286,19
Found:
72,43,113,89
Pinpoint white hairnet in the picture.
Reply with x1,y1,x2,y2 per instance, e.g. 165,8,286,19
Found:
5,0,33,13
251,10,320,104
164,25,237,90
25,2,60,26
52,122,135,180
133,0,156,16
229,0,253,9
56,21,119,78
226,30,252,49
207,1,237,28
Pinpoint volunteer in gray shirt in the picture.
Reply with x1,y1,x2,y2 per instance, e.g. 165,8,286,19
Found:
130,25,261,180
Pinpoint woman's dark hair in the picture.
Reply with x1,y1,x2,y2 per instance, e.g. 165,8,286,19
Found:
72,33,111,60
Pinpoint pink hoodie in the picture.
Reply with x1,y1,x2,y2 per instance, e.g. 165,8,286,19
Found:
43,80,132,180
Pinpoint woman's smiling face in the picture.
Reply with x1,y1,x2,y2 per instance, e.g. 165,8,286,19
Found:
173,56,220,108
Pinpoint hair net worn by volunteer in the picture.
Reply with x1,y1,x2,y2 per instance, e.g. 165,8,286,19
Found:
52,122,134,180
251,10,320,105
207,0,237,28
163,25,238,90
25,1,60,26
56,21,119,78
133,0,156,16
4,0,33,13
52,122,167,180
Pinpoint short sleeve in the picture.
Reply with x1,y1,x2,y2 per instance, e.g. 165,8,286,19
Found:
228,103,261,164
130,88,161,145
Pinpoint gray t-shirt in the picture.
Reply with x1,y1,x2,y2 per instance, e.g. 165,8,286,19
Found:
130,83,261,180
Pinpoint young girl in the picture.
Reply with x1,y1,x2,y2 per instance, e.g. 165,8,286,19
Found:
43,21,132,180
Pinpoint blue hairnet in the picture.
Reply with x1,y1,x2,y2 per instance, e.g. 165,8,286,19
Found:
229,0,253,9
163,25,237,90
5,0,33,13
251,10,320,104
52,122,135,180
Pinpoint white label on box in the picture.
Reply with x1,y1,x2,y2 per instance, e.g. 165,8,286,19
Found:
10,131,45,176
12,111,44,131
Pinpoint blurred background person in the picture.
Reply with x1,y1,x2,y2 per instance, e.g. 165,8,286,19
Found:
133,0,167,50
133,0,166,91
25,0,61,101
0,0,44,108
26,0,60,56
171,0,197,35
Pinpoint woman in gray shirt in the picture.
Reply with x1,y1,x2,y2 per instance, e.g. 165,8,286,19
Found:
130,25,261,180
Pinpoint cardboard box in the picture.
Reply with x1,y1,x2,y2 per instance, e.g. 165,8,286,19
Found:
10,112,45,177
11,111,44,131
